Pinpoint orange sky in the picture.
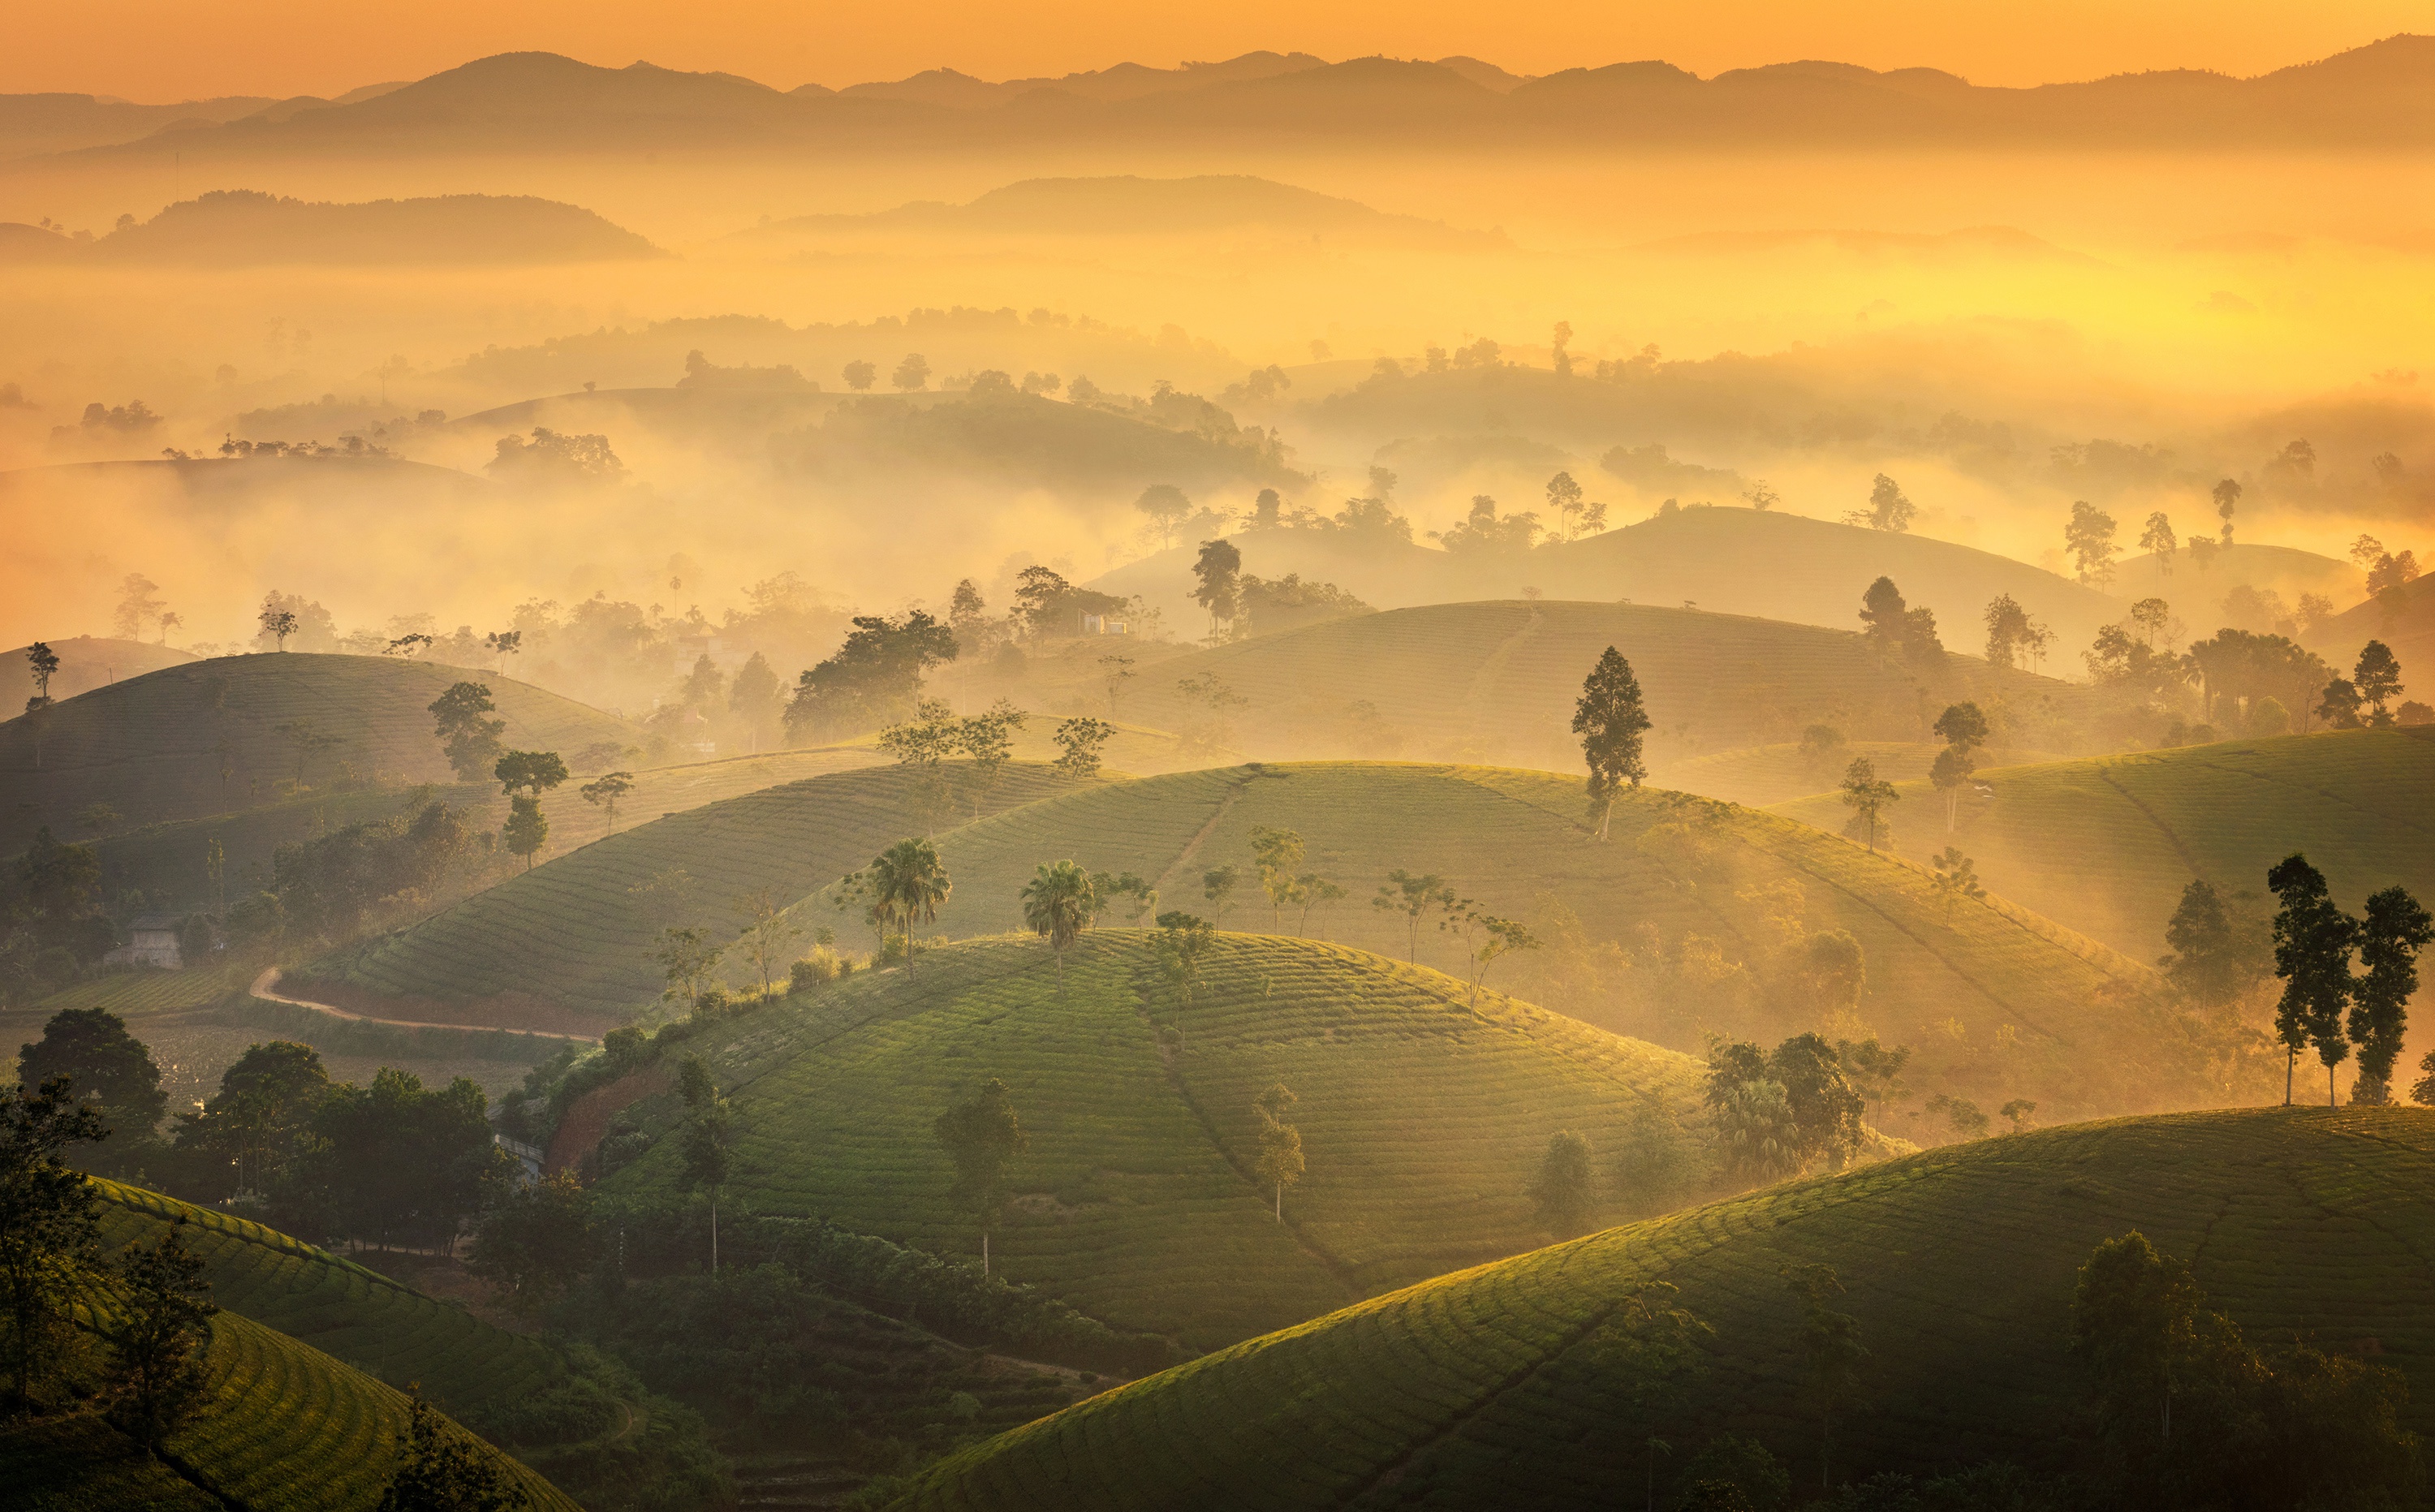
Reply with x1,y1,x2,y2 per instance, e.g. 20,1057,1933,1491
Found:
6,0,2427,101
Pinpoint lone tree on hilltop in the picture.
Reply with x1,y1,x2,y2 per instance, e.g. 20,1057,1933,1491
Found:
258,597,300,651
429,682,506,782
2351,886,2432,1105
1846,474,1915,532
2268,853,2357,1107
935,1077,1027,1275
2355,640,2405,725
1528,1130,1596,1238
101,1217,217,1451
843,360,876,391
2213,477,2241,545
1252,1083,1304,1222
1838,757,1898,852
678,1056,731,1274
24,641,62,767
2,1076,109,1411
2066,500,2120,588
1573,647,1650,840
1020,860,1097,986
578,769,633,835
377,1385,529,1512
870,836,951,971
891,353,930,391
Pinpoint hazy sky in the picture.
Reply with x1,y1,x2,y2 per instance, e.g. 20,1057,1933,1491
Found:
8,0,2424,100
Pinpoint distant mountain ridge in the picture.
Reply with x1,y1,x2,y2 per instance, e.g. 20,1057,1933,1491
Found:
0,188,661,265
34,37,2435,160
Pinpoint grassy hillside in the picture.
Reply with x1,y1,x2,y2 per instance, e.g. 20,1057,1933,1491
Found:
0,651,638,851
918,763,2225,1124
1771,728,2435,964
2308,571,2434,686
902,1107,2435,1510
91,1180,564,1419
1093,506,2126,654
2,635,194,707
1654,739,2066,808
3,1190,578,1512
2114,541,2359,620
309,762,1089,1025
599,933,1702,1350
1049,599,2099,771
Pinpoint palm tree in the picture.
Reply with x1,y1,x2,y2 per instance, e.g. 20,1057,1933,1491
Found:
869,837,951,971
1020,860,1098,987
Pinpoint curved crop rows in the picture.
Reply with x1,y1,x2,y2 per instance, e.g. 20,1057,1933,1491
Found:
904,1108,2435,1510
1772,727,2435,959
601,933,1702,1350
317,762,1088,1017
93,1181,563,1419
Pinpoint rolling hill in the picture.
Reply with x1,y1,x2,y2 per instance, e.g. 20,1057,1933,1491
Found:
0,651,639,852
6,1185,578,1511
2308,571,2435,686
1049,599,2101,770
2,189,663,265
1091,508,2127,658
597,931,1704,1350
1653,738,2067,808
914,762,2225,1124
2,635,194,707
2113,541,2360,621
1772,726,2435,970
901,1107,2435,1509
304,762,1089,1027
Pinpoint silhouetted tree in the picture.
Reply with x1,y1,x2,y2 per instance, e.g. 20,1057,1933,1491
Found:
1529,1129,1596,1237
2140,511,2178,571
1373,869,1456,962
890,353,930,391
2268,854,2356,1106
1191,537,1243,640
579,770,633,835
2212,478,2241,545
1845,474,1915,532
2355,640,2405,724
870,836,951,971
2,1076,107,1409
2065,500,2120,587
1136,484,1193,550
934,1077,1026,1274
377,1385,529,1511
1574,647,1650,840
17,1006,166,1152
101,1218,217,1451
427,683,505,782
2350,886,2432,1105
1051,717,1112,779
1838,758,1898,851
1020,860,1097,985
678,1057,730,1274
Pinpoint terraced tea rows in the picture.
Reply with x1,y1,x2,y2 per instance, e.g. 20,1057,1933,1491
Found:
1653,739,2066,808
93,1181,563,1418
1078,601,2097,769
313,762,1092,1021
904,1107,2435,1510
923,763,2194,1122
1771,727,2435,961
600,933,1704,1350
0,651,637,851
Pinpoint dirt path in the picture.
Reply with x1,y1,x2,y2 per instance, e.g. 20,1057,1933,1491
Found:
249,968,603,1045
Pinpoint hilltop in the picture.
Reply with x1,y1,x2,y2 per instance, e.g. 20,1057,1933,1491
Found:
903,1107,2435,1509
2,635,192,707
595,932,1704,1349
1653,738,2067,808
2309,571,2435,679
304,762,1087,1026
729,174,1501,249
2113,541,2360,618
1047,599,2099,769
2,189,662,265
0,651,638,850
7,1182,578,1510
1091,508,2126,656
916,762,2226,1124
1772,727,2435,966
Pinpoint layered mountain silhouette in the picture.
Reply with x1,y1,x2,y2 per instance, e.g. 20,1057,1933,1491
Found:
0,189,660,265
29,38,2435,160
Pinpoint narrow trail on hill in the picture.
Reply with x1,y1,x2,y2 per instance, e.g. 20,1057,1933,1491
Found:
1146,770,1256,904
1459,605,1545,744
248,968,603,1044
2096,768,2205,876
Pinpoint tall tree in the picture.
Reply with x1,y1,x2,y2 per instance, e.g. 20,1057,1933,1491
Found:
1573,647,1651,841
2267,854,2356,1107
934,1077,1027,1274
1528,1129,1596,1238
1136,484,1194,550
578,770,633,835
494,751,568,872
2160,880,2250,1009
101,1218,218,1451
1201,866,1240,926
1252,1083,1304,1222
1782,1262,1867,1493
1019,861,1097,986
1151,911,1217,1009
1845,474,1915,532
2212,477,2241,545
955,700,1027,816
2140,511,2178,571
258,598,300,651
1191,537,1243,641
112,574,166,641
678,1057,730,1274
1249,825,1308,927
2065,500,2121,587
2354,640,2405,724
1929,701,1990,831
1838,758,1898,852
1,1076,107,1410
1372,870,1455,963
870,836,952,971
18,1006,166,1148
2349,886,2433,1105
173,1040,331,1200
468,1171,592,1316
427,683,505,782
